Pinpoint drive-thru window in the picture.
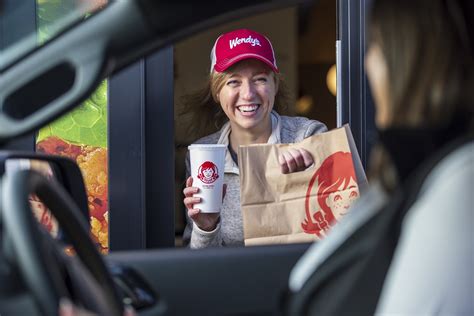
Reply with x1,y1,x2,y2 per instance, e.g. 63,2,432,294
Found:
2,0,375,251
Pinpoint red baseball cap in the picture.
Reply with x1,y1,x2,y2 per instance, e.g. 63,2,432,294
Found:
210,29,279,73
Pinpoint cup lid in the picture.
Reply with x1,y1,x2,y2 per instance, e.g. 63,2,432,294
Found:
188,144,227,150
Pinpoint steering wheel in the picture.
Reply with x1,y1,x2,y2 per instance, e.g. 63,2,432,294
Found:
1,169,123,316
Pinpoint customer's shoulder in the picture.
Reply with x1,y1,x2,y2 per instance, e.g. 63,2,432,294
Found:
280,115,328,140
280,115,327,130
424,141,473,188
192,130,221,145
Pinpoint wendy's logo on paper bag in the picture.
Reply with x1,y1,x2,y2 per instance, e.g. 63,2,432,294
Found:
302,152,359,238
197,161,219,184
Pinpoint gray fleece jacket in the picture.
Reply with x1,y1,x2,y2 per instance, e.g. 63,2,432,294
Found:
183,111,328,249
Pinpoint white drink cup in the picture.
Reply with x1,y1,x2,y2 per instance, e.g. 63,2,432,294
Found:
188,144,226,213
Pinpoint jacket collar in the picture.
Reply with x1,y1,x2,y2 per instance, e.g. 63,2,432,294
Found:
378,112,472,183
217,110,281,174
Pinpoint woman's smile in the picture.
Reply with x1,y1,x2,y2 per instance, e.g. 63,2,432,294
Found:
237,104,260,116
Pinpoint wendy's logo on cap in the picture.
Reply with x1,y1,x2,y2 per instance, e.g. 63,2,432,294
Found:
229,36,262,49
211,28,278,73
198,161,219,184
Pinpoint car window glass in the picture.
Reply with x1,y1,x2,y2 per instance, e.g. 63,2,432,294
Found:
30,0,110,253
0,0,109,70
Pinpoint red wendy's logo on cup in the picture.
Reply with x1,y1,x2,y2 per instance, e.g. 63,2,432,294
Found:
197,161,219,184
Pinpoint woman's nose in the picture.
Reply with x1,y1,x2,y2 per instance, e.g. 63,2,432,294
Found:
240,81,256,100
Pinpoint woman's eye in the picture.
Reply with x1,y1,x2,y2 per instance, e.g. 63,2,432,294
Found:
333,195,342,202
255,77,268,83
227,80,239,86
349,191,358,198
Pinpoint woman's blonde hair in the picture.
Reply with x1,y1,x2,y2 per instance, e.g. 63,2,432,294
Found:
179,67,291,141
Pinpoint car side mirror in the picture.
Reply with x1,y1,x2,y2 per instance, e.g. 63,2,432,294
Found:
0,151,89,240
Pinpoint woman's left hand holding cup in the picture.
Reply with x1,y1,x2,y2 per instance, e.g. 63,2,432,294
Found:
183,176,220,231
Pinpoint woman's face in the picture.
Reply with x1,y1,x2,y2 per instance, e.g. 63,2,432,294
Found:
217,59,277,132
325,177,359,222
365,42,391,128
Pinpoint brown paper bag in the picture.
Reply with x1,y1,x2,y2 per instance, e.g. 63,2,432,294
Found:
238,125,367,246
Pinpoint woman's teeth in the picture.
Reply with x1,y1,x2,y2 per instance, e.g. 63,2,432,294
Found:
238,105,259,112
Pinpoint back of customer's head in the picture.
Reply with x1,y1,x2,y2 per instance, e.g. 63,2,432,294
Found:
367,0,474,190
369,0,474,128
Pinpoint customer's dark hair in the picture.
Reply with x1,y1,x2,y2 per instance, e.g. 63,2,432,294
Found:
368,0,474,190
369,0,473,127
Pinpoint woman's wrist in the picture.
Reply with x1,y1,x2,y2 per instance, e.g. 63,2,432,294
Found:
198,220,218,231
195,216,220,232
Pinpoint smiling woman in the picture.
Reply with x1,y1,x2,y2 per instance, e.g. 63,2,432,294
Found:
179,29,290,141
180,29,328,249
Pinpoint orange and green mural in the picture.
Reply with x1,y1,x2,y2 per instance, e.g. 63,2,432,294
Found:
36,0,109,252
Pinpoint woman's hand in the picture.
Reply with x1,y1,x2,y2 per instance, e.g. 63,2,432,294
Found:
278,148,314,174
183,176,222,231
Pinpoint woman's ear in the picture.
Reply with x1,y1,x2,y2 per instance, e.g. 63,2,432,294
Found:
274,74,279,92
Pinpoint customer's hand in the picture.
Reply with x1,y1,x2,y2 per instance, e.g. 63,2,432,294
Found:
278,148,314,174
183,176,225,231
